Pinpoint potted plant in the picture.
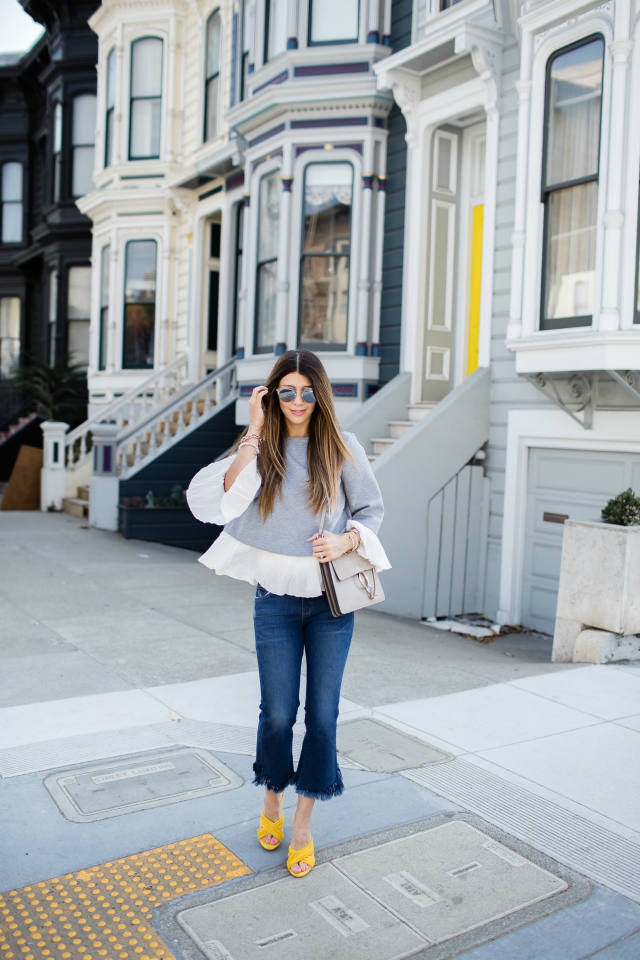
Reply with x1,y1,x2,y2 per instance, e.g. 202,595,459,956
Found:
553,489,640,663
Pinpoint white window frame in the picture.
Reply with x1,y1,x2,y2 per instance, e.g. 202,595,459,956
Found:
126,34,166,162
113,229,164,373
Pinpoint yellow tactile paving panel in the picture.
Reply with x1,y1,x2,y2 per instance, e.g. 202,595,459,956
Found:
0,834,251,960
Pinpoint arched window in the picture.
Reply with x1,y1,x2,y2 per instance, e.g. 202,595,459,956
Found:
105,49,116,167
299,162,352,349
264,0,286,62
541,36,604,329
129,39,163,160
205,11,221,141
72,94,97,197
123,239,157,368
308,0,359,45
255,171,279,353
1,162,23,243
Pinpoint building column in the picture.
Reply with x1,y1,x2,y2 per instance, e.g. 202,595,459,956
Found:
370,171,387,357
382,0,392,46
287,0,299,49
367,0,381,44
599,32,633,332
506,78,531,341
275,150,293,354
108,229,118,373
236,191,251,358
356,155,375,354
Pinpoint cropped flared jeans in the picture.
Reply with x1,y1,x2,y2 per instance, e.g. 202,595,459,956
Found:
252,586,354,801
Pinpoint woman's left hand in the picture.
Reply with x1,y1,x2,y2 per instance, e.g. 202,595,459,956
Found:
308,530,356,563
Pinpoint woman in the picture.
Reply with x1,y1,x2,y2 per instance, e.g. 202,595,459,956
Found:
187,350,389,878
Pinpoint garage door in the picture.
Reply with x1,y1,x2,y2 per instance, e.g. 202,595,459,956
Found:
521,448,640,634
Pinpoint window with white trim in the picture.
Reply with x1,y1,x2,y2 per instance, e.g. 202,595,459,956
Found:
53,102,62,201
1,162,23,243
67,265,91,368
299,162,352,350
129,38,163,160
240,0,250,100
255,171,279,352
0,297,20,378
49,269,58,363
541,36,604,330
72,94,97,197
99,245,110,370
123,240,156,368
205,11,221,141
264,0,286,62
308,0,359,45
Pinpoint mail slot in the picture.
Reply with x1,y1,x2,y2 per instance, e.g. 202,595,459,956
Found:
543,512,569,524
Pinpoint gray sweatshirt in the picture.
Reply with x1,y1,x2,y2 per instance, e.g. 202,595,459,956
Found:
225,432,384,557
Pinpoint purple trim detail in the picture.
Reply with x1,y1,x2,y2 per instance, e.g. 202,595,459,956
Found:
291,117,368,129
248,63,255,73
103,445,112,473
355,342,368,356
226,171,245,191
253,148,283,173
252,70,288,95
382,36,392,47
281,177,293,192
275,342,287,355
376,176,387,192
247,123,286,148
243,193,250,207
287,38,298,49
362,175,374,190
293,62,370,78
331,383,358,398
373,116,386,128
367,31,380,43
236,347,245,359
365,382,380,398
370,343,381,357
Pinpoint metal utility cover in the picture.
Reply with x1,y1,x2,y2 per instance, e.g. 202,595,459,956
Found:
336,718,452,773
336,820,568,944
177,862,425,960
44,749,243,822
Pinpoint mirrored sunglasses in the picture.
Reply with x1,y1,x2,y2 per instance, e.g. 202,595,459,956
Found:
276,386,317,404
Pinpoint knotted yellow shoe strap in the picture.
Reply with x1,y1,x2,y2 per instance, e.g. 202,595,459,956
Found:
257,811,284,844
287,838,315,874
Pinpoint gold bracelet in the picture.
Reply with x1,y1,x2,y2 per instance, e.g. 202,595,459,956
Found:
346,530,358,554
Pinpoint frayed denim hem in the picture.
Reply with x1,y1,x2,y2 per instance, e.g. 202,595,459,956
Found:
252,762,295,795
293,768,344,802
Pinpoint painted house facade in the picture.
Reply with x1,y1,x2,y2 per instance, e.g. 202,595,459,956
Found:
51,0,640,640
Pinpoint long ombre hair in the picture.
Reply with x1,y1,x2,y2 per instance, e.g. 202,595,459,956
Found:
233,350,355,519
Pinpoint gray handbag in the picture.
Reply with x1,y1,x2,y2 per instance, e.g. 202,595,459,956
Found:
317,509,385,617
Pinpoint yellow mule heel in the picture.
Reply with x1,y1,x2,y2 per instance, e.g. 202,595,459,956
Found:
287,838,315,878
257,802,285,851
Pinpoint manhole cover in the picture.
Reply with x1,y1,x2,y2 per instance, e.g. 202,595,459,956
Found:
336,719,452,773
176,821,567,960
178,862,425,960
44,749,243,822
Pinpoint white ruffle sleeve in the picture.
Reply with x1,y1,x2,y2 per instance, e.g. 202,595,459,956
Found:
347,519,391,572
186,455,261,525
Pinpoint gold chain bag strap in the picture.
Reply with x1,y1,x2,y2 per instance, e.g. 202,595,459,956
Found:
316,508,385,618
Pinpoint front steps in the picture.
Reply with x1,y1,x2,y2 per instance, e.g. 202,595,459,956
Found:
369,402,437,460
63,486,89,519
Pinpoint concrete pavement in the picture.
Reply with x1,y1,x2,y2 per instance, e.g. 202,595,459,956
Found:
1,511,640,959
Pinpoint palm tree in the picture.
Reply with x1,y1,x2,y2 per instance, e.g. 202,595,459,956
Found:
0,354,88,425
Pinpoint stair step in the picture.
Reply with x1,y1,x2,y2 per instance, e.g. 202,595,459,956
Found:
388,420,414,440
77,486,90,501
408,402,437,423
371,436,396,456
63,497,89,519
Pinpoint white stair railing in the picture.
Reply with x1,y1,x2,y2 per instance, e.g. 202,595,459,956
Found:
64,354,190,470
116,356,237,479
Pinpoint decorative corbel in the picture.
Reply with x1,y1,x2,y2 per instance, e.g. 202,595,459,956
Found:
454,25,504,108
376,68,421,148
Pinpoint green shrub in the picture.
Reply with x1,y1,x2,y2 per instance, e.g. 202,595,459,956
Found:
601,488,640,526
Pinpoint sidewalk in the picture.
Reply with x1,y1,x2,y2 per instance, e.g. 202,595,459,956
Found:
1,511,639,959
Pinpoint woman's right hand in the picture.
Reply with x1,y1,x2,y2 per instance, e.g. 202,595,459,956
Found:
248,385,268,433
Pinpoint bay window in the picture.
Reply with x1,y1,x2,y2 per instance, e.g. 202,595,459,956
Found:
1,162,23,243
264,0,286,62
299,162,352,350
129,38,163,160
105,49,116,167
205,11,221,141
72,94,97,197
67,266,91,368
541,36,604,330
309,0,359,45
255,171,279,352
99,245,110,370
123,240,156,368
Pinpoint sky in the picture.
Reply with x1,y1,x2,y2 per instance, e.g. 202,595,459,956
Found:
0,0,44,55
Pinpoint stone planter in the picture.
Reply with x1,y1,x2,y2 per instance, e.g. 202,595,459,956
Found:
553,520,640,663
